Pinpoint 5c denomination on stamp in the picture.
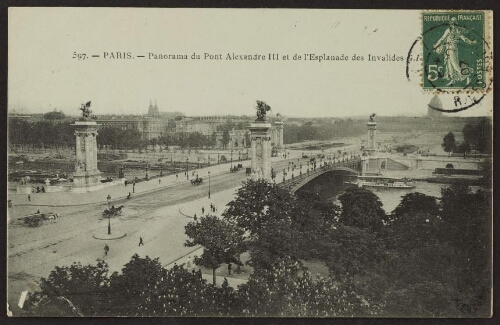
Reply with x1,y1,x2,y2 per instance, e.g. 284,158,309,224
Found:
422,11,490,92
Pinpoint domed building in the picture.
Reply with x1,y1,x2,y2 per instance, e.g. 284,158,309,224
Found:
427,95,443,118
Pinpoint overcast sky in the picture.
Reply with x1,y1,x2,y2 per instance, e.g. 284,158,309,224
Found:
8,8,492,118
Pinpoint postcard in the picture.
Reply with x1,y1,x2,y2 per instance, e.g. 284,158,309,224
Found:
7,8,493,317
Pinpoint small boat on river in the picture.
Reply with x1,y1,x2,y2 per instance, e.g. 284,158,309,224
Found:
345,176,415,189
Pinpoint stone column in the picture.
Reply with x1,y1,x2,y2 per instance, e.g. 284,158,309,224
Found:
251,138,257,173
366,120,377,156
75,133,82,163
275,121,284,153
71,120,102,192
248,121,272,180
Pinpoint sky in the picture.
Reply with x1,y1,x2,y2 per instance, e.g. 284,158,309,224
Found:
8,8,492,118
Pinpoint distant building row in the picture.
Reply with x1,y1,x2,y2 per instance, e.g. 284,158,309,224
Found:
98,100,283,150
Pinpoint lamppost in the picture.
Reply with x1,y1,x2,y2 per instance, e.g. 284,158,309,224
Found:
106,194,111,235
186,158,189,180
231,150,233,168
208,171,211,199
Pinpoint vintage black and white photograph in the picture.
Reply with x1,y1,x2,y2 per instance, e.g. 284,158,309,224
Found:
6,8,493,317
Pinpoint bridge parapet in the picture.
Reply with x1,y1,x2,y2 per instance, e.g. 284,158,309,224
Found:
278,157,361,193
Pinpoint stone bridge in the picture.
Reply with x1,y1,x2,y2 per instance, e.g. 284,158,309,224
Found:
278,157,361,193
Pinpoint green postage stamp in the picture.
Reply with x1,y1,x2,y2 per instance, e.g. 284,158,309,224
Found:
422,11,490,91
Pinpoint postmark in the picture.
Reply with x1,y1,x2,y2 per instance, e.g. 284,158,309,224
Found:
422,11,490,92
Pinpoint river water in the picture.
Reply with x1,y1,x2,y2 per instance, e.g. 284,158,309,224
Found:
331,180,450,214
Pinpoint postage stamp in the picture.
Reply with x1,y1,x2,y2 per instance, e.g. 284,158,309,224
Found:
422,11,489,92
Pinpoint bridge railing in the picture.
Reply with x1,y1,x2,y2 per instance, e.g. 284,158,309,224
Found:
277,156,361,192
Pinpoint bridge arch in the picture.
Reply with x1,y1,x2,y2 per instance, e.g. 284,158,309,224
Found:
290,167,358,194
279,158,361,195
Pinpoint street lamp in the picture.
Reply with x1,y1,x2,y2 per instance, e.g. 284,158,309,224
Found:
208,171,211,199
231,150,233,168
186,158,189,180
106,194,111,235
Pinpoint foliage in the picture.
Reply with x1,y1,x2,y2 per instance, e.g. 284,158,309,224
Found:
390,192,440,222
337,187,387,232
109,254,165,315
440,185,491,276
8,119,75,152
222,129,230,149
185,215,246,285
395,144,419,154
462,118,491,153
25,181,492,317
245,217,301,270
323,225,385,279
283,119,365,144
223,179,296,234
236,257,377,316
43,110,66,120
442,131,456,154
25,260,110,316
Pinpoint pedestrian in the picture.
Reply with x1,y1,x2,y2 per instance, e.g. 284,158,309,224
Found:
127,192,131,200
104,244,109,256
41,186,45,193
176,174,178,179
36,209,40,214
133,184,135,193
194,213,197,221
28,195,31,202
202,207,205,214
228,263,232,275
159,179,161,184
138,236,144,246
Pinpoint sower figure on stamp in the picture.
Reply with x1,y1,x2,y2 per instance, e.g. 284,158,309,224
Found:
138,236,144,246
433,17,477,86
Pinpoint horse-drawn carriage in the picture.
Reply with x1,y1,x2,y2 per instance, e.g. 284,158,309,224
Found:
230,164,244,173
191,177,203,186
22,212,59,227
102,205,124,218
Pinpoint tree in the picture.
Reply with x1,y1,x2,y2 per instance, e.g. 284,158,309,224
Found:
462,118,492,153
236,257,377,316
222,129,230,149
245,217,301,270
323,225,385,279
210,132,217,148
43,110,66,120
25,260,111,316
390,192,440,222
337,187,387,232
244,131,251,148
109,254,165,316
442,132,456,156
223,179,296,235
185,215,245,285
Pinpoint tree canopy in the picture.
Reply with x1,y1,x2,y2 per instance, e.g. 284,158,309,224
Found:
337,187,387,231
185,215,245,285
